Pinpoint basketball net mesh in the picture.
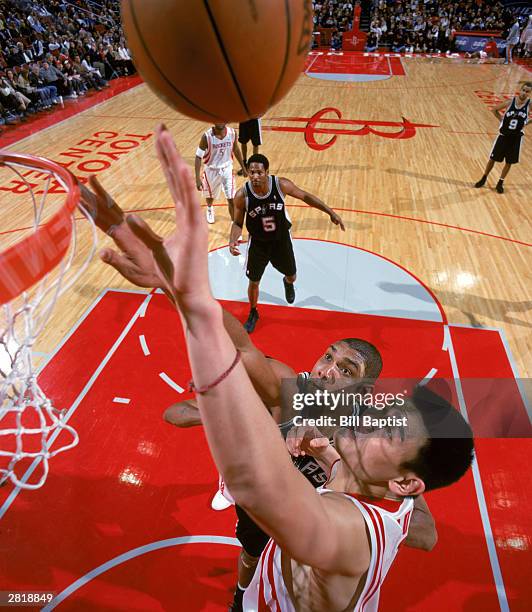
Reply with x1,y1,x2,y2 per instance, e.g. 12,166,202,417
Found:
0,154,96,489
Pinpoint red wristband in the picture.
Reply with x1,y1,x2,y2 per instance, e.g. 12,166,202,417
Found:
188,350,241,394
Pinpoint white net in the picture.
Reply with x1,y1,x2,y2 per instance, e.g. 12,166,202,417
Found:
0,155,96,489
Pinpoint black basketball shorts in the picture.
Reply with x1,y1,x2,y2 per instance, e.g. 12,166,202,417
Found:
238,119,262,146
490,134,523,164
246,234,297,283
235,504,270,558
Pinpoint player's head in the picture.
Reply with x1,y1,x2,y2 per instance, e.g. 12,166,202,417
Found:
213,123,226,131
334,385,474,496
309,339,383,391
518,82,532,101
247,154,270,188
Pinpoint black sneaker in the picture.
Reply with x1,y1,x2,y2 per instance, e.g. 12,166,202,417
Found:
474,176,487,188
284,278,295,304
244,308,259,333
496,181,504,194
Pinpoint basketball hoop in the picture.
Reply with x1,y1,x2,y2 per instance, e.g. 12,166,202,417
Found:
0,152,97,490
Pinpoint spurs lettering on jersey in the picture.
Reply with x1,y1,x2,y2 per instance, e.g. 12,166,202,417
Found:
245,176,292,241
499,98,530,135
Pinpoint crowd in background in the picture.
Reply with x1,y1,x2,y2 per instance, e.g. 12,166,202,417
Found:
366,0,524,53
311,0,530,55
0,0,134,129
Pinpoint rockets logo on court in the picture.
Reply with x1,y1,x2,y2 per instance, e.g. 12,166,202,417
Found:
263,107,439,151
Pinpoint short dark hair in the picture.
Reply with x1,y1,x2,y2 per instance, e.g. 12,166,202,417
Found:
247,153,269,171
402,386,474,492
340,338,383,379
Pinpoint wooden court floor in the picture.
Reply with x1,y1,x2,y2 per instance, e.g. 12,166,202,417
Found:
0,55,531,611
1,55,530,377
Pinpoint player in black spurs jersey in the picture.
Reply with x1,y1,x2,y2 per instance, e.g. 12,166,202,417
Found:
475,82,531,193
228,154,345,333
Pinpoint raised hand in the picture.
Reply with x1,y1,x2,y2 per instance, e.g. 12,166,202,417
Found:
330,211,345,231
80,175,165,290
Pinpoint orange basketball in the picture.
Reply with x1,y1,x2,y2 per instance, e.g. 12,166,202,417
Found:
121,0,313,122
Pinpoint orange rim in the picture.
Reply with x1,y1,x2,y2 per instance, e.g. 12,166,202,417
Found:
0,152,80,305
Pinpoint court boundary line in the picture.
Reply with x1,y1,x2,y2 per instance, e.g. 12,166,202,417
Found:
4,201,528,247
496,328,531,423
0,290,152,520
43,535,240,611
445,325,510,612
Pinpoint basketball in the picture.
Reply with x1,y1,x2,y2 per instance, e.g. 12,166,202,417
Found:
120,0,314,123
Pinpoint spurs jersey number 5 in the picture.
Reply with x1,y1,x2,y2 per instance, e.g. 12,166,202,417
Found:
499,98,530,136
245,176,292,241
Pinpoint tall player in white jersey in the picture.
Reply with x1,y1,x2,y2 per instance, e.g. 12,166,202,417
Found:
195,123,247,224
90,127,474,612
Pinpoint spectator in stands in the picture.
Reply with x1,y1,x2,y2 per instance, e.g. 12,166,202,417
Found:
505,18,520,64
29,62,59,104
40,60,71,98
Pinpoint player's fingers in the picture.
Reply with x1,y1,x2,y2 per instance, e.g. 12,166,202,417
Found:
309,438,329,449
155,125,181,206
177,155,204,225
126,214,175,289
340,220,346,231
99,248,133,275
157,127,186,214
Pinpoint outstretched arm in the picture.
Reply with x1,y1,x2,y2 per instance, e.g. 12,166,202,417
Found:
404,495,437,551
229,188,246,255
279,177,345,231
124,126,368,576
81,170,290,407
194,133,207,191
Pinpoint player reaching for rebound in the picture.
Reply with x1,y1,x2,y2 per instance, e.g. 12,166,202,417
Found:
229,154,345,333
195,123,247,223
474,81,531,193
84,126,474,612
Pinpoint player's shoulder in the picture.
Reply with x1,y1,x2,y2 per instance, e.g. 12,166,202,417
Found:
234,184,247,201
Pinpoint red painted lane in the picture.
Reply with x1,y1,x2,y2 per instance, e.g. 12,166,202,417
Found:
450,326,532,612
0,289,147,502
305,52,405,77
449,326,531,437
0,293,509,610
0,76,142,148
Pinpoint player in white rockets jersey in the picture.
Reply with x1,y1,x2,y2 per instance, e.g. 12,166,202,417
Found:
195,123,247,224
89,127,475,612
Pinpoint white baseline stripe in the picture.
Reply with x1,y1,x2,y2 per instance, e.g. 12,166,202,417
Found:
445,325,509,612
0,293,151,520
43,535,240,611
139,334,150,356
159,372,184,394
419,367,438,386
496,328,531,423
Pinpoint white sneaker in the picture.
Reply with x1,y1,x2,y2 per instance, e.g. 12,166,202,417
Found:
211,489,233,511
206,206,215,224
